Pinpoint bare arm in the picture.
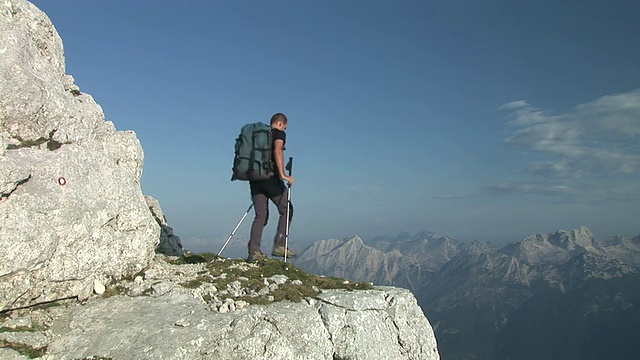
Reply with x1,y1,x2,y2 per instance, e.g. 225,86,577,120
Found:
273,139,294,185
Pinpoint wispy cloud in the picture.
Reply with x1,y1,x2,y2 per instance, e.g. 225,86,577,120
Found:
499,100,530,110
485,183,578,197
495,90,640,201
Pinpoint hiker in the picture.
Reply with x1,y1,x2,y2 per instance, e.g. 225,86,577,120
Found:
247,113,295,261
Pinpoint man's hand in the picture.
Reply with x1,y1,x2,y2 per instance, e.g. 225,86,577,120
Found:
281,175,294,186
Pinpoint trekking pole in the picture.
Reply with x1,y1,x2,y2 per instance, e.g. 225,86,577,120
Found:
218,203,254,256
284,157,293,263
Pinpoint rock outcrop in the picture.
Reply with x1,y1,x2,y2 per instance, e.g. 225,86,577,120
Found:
1,0,159,310
44,288,436,360
1,255,440,360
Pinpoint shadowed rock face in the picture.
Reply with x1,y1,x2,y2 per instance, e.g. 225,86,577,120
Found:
146,195,184,257
1,0,159,310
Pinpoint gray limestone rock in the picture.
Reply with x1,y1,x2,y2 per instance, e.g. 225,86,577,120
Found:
0,254,439,359
0,0,159,310
43,287,439,360
0,348,30,360
0,331,48,349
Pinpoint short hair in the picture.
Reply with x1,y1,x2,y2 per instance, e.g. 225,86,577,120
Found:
270,113,288,125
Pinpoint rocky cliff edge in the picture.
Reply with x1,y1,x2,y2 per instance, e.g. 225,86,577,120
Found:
1,255,439,360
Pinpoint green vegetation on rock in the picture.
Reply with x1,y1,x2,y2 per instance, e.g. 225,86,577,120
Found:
0,339,47,359
164,253,374,305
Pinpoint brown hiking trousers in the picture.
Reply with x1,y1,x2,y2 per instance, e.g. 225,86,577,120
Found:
248,179,293,254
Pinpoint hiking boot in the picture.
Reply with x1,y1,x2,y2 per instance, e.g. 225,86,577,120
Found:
247,250,267,262
272,245,296,258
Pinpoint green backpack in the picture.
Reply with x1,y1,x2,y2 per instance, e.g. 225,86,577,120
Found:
231,122,274,181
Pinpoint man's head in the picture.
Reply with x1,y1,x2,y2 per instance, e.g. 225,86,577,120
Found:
270,113,288,131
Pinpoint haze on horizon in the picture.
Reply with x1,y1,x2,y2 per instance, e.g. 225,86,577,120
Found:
31,0,640,253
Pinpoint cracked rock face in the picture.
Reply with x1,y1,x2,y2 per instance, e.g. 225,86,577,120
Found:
0,253,440,359
0,0,159,310
42,263,439,360
31,289,438,360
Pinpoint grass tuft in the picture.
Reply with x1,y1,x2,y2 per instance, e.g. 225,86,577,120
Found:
0,339,46,358
201,257,373,305
0,326,39,333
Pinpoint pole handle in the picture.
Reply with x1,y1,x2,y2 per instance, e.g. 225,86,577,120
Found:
285,157,293,174
285,157,293,188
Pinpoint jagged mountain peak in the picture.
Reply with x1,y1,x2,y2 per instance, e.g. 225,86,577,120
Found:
462,239,494,254
521,226,596,249
501,226,605,265
405,233,457,246
298,238,344,260
344,235,365,244
547,226,598,249
298,235,382,265
414,230,442,240
601,234,640,267
333,235,376,255
369,230,442,246
605,234,640,246
393,231,412,242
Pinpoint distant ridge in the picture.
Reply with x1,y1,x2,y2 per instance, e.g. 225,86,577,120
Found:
297,227,640,360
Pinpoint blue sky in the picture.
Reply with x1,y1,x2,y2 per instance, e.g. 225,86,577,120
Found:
31,0,640,253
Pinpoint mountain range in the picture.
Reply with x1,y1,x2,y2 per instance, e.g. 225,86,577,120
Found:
296,226,640,360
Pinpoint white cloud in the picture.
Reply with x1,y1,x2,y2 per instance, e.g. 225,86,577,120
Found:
493,90,640,202
500,101,557,126
573,90,640,136
503,89,640,179
499,100,529,110
486,183,578,197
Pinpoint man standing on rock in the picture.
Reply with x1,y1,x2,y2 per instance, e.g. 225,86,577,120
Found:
247,113,295,261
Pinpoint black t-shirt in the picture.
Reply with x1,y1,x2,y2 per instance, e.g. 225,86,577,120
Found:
271,128,286,176
249,128,286,197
